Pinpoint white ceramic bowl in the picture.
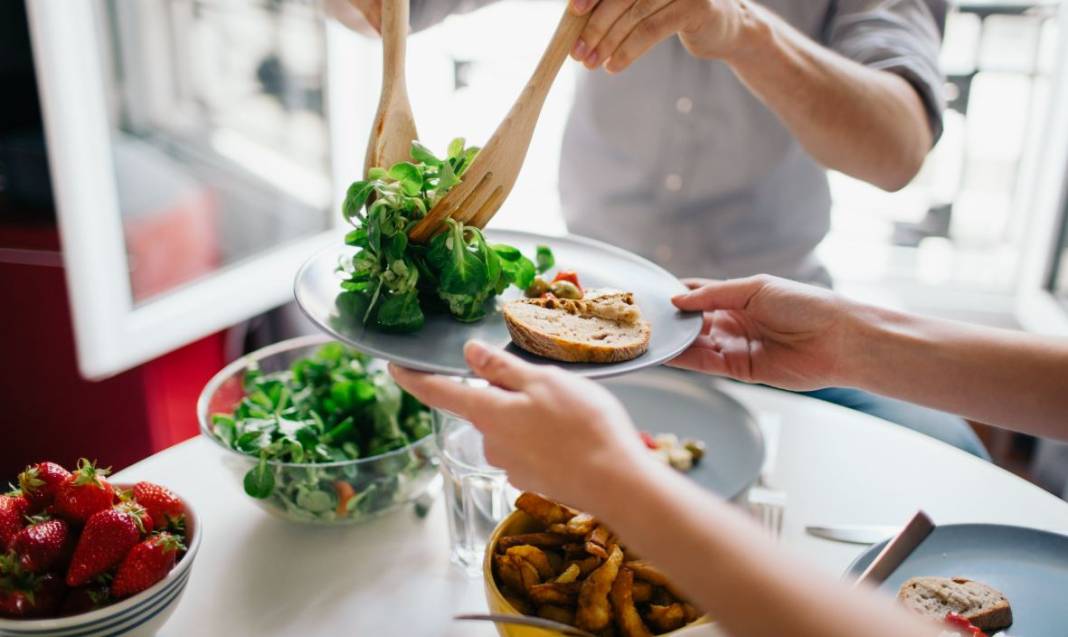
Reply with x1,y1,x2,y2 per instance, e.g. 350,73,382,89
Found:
0,485,202,637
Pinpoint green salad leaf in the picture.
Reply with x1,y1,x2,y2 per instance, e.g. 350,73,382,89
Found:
339,139,552,332
211,344,434,521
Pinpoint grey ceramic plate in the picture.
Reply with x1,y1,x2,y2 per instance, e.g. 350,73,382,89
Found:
601,368,764,501
294,229,701,378
846,524,1068,636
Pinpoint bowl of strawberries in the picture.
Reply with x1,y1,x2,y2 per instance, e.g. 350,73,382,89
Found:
0,459,201,637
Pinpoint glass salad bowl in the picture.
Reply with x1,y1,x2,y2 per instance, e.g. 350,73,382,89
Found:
197,335,438,525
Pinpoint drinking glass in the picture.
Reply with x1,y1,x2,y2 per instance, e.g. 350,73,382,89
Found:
434,408,516,574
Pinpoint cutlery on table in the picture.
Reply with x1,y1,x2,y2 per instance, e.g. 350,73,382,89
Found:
805,524,900,545
365,0,418,175
408,6,591,242
455,613,595,637
853,510,934,587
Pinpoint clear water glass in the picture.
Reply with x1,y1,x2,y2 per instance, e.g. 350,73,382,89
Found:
434,409,516,574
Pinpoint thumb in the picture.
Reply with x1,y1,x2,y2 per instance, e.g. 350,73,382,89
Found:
672,275,769,312
464,340,540,391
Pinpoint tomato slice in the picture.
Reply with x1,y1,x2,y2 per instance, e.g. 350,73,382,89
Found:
944,613,987,637
640,431,658,450
552,270,582,292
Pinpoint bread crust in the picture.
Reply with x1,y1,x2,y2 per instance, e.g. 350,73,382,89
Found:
897,576,1012,631
503,294,651,363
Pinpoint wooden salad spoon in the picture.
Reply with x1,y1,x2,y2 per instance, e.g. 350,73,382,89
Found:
365,0,418,176
408,6,590,242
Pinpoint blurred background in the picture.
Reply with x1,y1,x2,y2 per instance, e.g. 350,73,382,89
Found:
2,1,1067,494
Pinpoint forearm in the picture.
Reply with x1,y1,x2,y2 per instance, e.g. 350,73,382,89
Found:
725,4,931,191
593,458,940,637
842,305,1068,439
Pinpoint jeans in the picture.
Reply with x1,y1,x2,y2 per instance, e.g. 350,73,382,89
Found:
798,387,991,461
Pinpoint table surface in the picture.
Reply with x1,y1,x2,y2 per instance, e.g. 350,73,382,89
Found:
113,382,1068,637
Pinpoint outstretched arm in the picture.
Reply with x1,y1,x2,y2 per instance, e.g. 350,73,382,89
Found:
568,0,942,191
390,342,942,637
670,275,1068,440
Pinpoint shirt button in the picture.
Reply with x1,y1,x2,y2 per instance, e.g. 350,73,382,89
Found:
675,97,693,114
664,174,682,192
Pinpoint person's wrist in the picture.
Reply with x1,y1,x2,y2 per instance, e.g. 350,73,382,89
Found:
833,299,902,391
721,1,776,68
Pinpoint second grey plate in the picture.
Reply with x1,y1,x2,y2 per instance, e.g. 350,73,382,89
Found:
601,368,765,501
846,524,1068,636
294,229,702,379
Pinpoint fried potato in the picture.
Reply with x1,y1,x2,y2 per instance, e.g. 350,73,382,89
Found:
506,545,554,581
538,604,576,626
566,512,597,536
632,580,653,603
563,543,588,559
682,603,702,623
610,568,653,637
495,554,524,593
528,581,581,605
576,545,624,632
498,533,571,551
515,554,542,590
626,561,687,601
516,492,577,526
569,555,603,576
644,603,686,633
585,525,611,559
555,563,581,584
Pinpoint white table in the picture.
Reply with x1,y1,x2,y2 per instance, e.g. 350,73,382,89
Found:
112,382,1068,636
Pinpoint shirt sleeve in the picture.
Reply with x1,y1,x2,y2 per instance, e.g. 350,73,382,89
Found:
409,0,501,32
823,0,948,144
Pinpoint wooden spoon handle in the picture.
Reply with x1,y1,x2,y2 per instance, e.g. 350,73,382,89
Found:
380,0,410,92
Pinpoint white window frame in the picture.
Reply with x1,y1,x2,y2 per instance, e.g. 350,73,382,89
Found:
1015,5,1068,336
26,0,375,379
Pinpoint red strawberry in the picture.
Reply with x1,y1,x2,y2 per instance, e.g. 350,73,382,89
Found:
0,492,30,552
132,482,185,530
10,516,72,573
111,532,185,598
18,462,71,514
0,556,65,618
60,582,111,616
54,459,114,524
65,505,146,587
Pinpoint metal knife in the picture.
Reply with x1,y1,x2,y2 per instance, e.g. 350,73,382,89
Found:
805,524,901,545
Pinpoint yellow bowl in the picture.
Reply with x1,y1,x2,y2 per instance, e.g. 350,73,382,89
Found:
483,510,711,637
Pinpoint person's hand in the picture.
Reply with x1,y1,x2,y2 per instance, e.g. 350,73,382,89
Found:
324,0,382,35
389,341,652,511
568,0,762,73
669,275,857,390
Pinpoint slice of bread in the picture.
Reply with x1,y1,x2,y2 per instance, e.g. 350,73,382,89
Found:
503,290,651,363
897,576,1012,631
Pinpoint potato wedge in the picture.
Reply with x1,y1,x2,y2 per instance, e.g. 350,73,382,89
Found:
611,568,653,637
645,603,686,633
506,545,554,581
528,581,581,605
516,493,577,526
576,545,624,632
538,604,576,626
498,533,571,551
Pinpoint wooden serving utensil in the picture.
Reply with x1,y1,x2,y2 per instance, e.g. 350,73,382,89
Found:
365,0,418,176
853,510,934,587
408,6,590,242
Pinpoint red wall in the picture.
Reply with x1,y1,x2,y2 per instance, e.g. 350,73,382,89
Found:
0,222,224,481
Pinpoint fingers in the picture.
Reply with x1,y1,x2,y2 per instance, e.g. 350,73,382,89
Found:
682,277,716,290
572,0,629,66
388,363,515,424
665,335,730,376
586,0,673,71
603,0,679,73
569,0,600,15
671,274,771,312
464,340,544,391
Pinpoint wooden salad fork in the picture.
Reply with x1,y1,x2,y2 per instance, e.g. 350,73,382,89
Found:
408,7,590,242
365,0,418,176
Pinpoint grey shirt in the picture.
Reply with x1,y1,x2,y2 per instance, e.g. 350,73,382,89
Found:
412,0,947,285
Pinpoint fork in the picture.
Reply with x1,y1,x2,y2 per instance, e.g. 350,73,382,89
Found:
407,6,590,242
748,412,786,539
364,0,418,176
